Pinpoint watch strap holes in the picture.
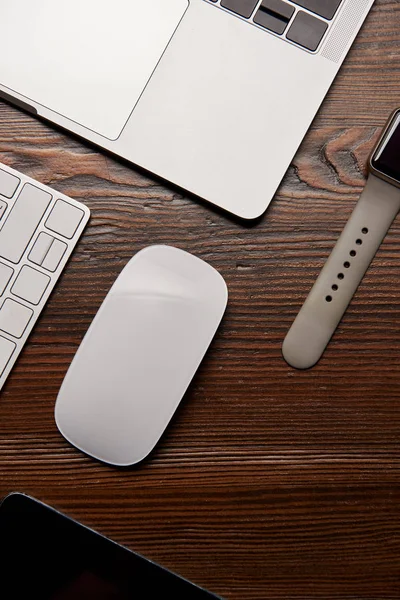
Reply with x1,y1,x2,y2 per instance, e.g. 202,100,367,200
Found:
325,228,369,306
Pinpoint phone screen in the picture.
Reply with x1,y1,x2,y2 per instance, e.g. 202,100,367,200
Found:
0,493,219,599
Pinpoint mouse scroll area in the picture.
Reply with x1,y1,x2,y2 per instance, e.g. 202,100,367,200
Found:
0,0,188,140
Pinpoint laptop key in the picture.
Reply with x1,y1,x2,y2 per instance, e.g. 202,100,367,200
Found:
254,0,295,35
220,0,259,19
286,11,328,51
291,0,342,20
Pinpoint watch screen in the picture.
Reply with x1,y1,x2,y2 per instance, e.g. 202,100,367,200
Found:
371,110,400,184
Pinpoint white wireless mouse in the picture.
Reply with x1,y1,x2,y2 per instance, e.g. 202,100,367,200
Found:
55,245,228,466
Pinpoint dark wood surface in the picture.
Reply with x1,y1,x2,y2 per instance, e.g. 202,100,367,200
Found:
1,2,400,598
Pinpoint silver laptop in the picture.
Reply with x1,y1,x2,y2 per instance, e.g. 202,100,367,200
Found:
0,0,375,219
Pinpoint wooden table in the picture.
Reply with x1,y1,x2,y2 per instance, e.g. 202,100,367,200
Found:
1,2,399,598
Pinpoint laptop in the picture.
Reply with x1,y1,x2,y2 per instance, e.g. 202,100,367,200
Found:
0,0,375,219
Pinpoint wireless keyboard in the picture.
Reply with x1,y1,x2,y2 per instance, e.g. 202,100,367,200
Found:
0,162,90,390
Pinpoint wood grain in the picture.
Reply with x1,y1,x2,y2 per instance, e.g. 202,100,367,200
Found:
1,2,400,598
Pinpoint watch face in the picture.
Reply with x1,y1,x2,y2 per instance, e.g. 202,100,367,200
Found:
371,109,400,186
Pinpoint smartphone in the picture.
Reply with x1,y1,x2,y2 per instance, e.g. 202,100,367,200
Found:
0,493,220,599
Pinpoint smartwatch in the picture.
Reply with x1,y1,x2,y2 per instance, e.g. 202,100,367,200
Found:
283,108,400,369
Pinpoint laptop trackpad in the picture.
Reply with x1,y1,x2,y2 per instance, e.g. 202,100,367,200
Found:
0,0,188,140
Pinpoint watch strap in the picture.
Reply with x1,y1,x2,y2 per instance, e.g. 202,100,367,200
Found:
282,174,400,369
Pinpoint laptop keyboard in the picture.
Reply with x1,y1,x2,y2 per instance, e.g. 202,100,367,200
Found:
207,0,343,51
0,162,90,390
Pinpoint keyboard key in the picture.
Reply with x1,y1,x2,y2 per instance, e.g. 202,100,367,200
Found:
45,199,84,239
29,232,55,267
287,11,328,51
0,262,14,296
254,0,294,35
0,298,33,338
0,184,52,264
0,168,20,199
0,200,8,220
29,232,67,272
11,265,50,305
0,336,16,377
42,239,67,272
291,0,342,20
221,0,259,19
